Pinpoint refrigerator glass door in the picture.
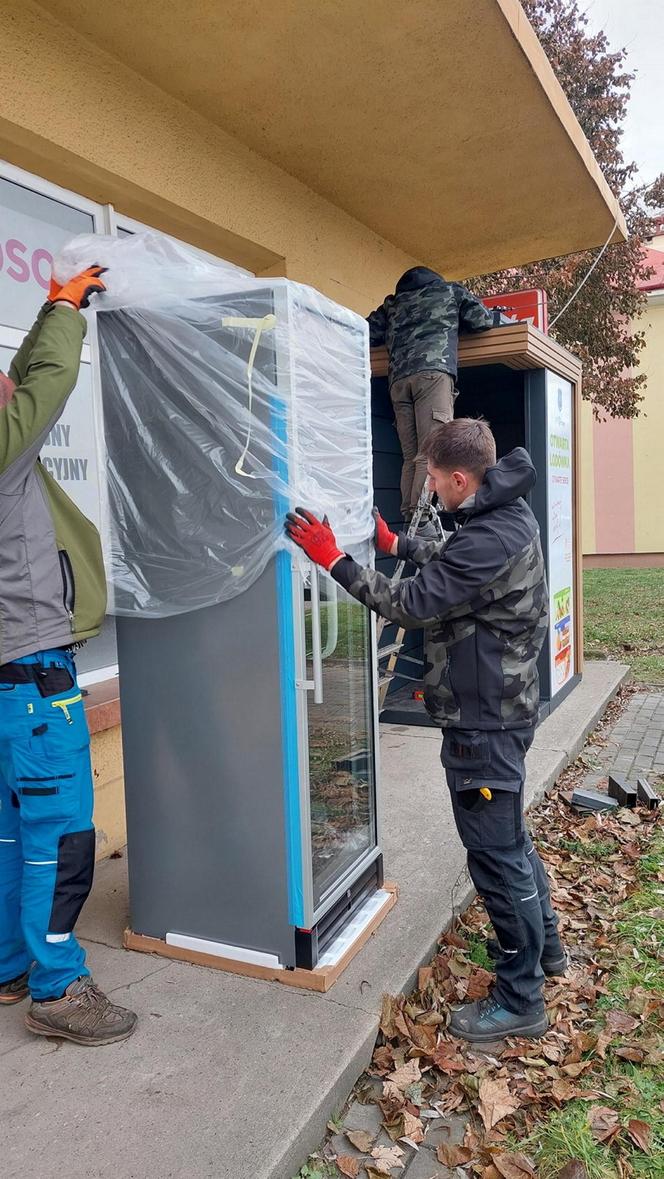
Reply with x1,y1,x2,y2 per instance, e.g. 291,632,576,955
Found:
305,571,377,910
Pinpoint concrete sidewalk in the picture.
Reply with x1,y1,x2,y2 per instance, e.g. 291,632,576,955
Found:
0,663,627,1179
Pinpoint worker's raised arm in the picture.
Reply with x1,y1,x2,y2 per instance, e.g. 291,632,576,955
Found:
8,307,48,388
366,301,388,346
457,284,494,333
0,266,106,487
0,305,86,483
332,520,511,630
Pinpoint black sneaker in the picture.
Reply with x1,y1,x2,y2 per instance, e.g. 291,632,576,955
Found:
486,938,568,977
0,971,30,1005
448,994,548,1043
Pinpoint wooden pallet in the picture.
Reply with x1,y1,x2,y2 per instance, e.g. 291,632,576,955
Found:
123,881,398,993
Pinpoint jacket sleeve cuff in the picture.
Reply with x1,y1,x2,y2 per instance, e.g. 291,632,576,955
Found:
330,555,361,591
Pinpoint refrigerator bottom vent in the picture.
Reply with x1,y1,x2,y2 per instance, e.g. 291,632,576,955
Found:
316,888,393,969
295,854,384,969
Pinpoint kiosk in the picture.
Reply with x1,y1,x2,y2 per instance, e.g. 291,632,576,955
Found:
370,322,583,725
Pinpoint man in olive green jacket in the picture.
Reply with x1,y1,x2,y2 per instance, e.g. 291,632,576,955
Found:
0,268,137,1046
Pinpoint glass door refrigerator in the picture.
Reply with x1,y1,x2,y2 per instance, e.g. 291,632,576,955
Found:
97,279,385,972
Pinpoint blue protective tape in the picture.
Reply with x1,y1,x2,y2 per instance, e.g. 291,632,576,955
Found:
271,386,305,927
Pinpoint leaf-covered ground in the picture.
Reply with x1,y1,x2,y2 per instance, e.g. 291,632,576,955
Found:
297,692,663,1179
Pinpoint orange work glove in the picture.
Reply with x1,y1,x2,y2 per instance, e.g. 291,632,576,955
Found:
48,275,63,301
49,265,108,310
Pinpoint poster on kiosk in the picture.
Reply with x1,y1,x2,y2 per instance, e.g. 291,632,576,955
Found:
545,372,575,698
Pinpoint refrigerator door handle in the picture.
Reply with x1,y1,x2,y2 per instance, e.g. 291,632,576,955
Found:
310,562,324,704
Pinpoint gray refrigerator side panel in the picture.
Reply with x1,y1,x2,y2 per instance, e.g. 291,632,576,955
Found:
118,563,295,964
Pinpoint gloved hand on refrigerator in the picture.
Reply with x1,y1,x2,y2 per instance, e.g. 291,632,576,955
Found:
285,507,345,570
372,507,398,555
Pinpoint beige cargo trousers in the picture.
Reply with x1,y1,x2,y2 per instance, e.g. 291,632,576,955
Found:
389,369,456,518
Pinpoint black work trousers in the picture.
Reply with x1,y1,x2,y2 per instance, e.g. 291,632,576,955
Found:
441,726,561,1014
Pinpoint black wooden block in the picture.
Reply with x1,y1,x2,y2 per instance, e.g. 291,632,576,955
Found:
607,773,638,807
636,776,660,810
570,787,619,813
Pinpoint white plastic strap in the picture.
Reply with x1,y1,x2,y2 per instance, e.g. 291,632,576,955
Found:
221,314,277,477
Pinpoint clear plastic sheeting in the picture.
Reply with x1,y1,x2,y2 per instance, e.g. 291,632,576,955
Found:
54,233,373,617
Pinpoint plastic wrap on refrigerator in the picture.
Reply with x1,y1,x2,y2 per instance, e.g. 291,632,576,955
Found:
53,232,373,617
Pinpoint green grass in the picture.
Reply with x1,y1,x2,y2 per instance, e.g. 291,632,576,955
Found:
525,830,664,1179
464,931,493,971
559,837,618,860
584,568,664,684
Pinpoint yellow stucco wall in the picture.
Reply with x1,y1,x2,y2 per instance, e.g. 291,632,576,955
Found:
632,298,664,552
91,726,127,860
579,398,596,555
0,1,429,855
0,0,418,315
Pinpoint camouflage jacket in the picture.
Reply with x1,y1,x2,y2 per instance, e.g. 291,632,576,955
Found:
332,449,548,730
367,272,493,386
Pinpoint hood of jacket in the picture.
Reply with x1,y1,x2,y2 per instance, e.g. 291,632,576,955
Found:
459,447,537,519
394,266,446,294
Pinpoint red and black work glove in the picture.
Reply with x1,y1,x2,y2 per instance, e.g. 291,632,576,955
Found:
285,508,345,570
372,507,398,555
49,265,108,310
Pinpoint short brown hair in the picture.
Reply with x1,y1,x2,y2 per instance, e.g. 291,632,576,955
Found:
421,418,496,477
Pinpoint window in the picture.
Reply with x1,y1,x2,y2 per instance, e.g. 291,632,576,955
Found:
0,160,248,685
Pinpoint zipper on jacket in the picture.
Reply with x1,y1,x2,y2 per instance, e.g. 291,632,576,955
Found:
58,549,76,631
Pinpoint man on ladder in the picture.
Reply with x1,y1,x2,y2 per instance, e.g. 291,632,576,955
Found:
367,267,493,531
286,418,566,1045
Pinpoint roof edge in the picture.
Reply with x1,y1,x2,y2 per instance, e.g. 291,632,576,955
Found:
496,0,627,244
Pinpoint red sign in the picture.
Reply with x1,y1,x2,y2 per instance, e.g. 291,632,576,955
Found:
482,288,548,333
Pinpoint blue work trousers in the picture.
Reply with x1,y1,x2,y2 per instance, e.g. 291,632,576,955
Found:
0,649,94,1000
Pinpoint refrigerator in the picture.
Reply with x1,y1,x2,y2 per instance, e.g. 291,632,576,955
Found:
97,280,383,971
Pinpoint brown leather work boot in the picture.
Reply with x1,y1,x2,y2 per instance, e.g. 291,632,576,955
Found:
25,977,137,1046
0,971,30,1005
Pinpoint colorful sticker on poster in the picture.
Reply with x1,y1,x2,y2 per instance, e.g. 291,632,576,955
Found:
546,373,574,694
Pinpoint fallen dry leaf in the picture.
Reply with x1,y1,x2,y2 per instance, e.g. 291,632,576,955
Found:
605,1011,639,1035
345,1129,375,1153
613,1045,645,1063
492,1152,537,1179
436,1143,473,1166
626,1118,651,1153
401,1111,424,1144
336,1154,360,1178
554,1162,589,1179
588,1105,620,1143
369,1143,405,1173
478,1077,521,1131
432,1040,467,1074
387,1059,421,1091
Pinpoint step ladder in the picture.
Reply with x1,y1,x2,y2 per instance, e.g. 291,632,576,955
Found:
376,487,447,710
